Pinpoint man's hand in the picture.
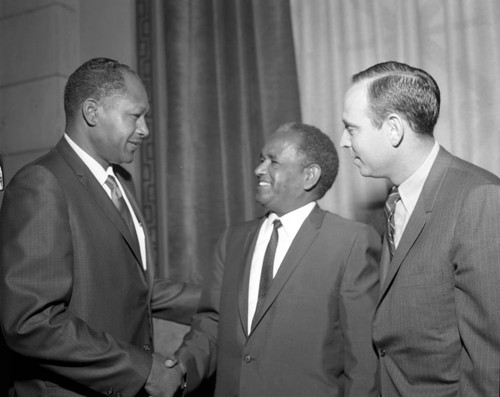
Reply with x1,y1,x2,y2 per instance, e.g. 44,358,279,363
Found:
145,353,184,397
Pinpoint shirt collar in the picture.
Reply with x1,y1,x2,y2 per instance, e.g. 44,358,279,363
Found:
64,134,109,186
398,141,440,214
267,201,316,238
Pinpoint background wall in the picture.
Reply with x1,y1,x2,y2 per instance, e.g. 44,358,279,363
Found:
290,0,500,228
0,0,138,208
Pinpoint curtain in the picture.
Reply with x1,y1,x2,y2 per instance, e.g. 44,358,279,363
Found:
136,0,301,283
290,0,500,234
136,1,500,393
135,0,500,295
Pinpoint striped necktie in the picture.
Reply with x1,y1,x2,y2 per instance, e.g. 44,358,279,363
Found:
384,186,400,260
105,175,139,247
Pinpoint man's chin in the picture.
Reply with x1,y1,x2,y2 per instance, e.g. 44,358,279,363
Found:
119,153,135,164
255,192,271,209
356,164,373,178
255,195,266,207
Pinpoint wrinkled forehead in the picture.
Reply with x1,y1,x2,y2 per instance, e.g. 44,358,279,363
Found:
260,133,307,166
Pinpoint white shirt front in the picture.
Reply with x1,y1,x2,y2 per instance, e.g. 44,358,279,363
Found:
64,134,147,269
247,202,315,331
394,141,440,247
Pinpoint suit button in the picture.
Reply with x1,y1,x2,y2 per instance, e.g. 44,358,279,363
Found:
379,349,386,357
143,344,152,352
243,354,251,363
106,388,113,395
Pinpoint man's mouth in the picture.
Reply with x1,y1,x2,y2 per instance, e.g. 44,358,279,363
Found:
127,140,142,149
258,180,271,187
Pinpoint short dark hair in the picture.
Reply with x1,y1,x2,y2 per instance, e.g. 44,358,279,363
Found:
276,122,339,199
64,57,137,122
352,61,440,136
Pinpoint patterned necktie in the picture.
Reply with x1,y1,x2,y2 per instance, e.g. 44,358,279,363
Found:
384,186,400,260
105,175,139,247
257,219,282,302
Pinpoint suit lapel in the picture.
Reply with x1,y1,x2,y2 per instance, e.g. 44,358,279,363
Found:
378,147,453,305
56,139,144,270
378,198,427,301
131,202,154,294
238,220,262,337
114,171,144,266
250,206,323,333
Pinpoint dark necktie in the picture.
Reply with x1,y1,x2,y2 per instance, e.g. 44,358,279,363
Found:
105,175,139,247
384,186,400,260
257,219,282,302
252,218,282,330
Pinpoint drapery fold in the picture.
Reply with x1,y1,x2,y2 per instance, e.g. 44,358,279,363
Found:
137,0,301,282
290,0,500,234
137,0,500,283
136,2,500,394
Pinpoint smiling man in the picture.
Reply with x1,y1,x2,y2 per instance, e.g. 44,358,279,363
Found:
0,58,199,397
171,122,381,397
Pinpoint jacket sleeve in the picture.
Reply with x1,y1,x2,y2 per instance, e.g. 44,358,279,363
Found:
151,279,201,325
454,183,500,395
173,228,228,393
0,165,151,396
340,223,381,397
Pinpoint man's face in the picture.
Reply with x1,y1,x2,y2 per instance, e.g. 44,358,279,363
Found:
91,72,150,167
254,132,308,216
340,81,393,178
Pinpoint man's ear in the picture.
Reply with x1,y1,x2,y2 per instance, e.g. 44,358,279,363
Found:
303,164,321,191
82,98,99,127
387,114,404,147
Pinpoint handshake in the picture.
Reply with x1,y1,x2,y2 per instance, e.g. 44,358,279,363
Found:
145,353,187,397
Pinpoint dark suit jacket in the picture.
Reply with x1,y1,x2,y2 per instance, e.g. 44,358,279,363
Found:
373,147,500,396
176,205,381,397
0,138,199,396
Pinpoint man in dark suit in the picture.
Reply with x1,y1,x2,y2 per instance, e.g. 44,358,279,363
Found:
168,122,381,396
0,58,199,396
341,61,500,396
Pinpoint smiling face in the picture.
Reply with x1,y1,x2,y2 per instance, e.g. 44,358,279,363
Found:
254,131,311,216
340,81,393,179
89,71,150,168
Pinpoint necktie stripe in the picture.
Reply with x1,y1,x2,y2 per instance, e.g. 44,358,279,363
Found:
384,186,400,260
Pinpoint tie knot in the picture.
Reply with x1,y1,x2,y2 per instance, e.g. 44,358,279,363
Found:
384,186,400,221
273,219,282,230
105,175,123,197
105,175,118,189
386,186,400,208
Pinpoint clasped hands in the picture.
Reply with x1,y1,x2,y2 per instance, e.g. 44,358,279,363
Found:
145,352,186,397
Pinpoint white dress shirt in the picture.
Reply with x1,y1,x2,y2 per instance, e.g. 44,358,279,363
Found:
247,201,315,331
64,134,147,269
394,141,440,247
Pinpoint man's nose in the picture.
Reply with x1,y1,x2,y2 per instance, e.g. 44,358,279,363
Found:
339,130,350,148
137,117,150,137
254,161,267,176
